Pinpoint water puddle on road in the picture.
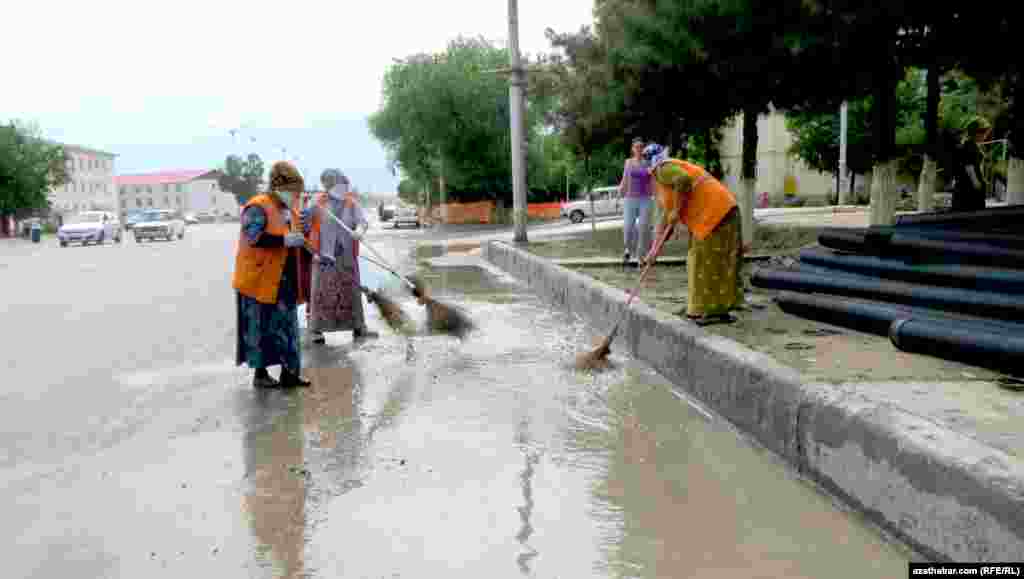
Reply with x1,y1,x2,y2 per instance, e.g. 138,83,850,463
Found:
230,247,914,578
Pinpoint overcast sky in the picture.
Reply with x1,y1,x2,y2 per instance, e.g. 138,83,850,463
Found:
1,0,595,191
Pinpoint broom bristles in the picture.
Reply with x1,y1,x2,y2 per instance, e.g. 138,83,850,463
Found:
407,274,475,338
366,289,415,334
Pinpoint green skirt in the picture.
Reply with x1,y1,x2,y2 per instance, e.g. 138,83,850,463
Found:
686,209,744,317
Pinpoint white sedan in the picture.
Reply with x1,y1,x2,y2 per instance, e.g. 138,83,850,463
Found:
57,211,122,247
392,204,421,228
561,186,623,223
133,210,186,243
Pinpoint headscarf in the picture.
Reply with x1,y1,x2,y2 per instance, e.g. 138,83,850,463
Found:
317,171,364,263
642,143,669,168
269,161,304,208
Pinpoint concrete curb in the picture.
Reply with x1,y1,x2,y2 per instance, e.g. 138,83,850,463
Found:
482,240,1024,562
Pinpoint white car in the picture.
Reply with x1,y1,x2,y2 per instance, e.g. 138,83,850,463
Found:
133,209,186,243
561,186,623,223
58,211,121,247
392,204,421,228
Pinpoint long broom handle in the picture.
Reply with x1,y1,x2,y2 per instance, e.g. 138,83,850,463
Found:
320,207,418,291
606,223,676,335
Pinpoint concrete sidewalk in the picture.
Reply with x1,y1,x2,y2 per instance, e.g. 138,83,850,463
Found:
481,240,1024,563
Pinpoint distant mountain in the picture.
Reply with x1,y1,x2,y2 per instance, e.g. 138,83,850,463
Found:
106,117,400,192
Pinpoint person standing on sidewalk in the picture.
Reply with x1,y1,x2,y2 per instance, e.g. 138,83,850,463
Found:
302,169,379,345
642,144,745,325
619,137,655,266
951,116,992,212
233,161,312,389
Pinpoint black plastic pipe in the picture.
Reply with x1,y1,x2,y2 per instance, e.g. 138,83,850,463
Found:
817,228,1024,269
865,226,1024,250
894,203,1024,229
799,248,1024,294
889,318,1024,375
774,292,1024,337
751,267,1024,320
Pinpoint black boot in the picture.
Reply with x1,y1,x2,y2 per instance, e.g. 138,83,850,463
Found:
353,326,379,342
279,368,311,388
253,368,279,389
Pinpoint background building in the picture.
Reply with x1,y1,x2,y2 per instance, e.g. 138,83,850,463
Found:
47,144,118,221
114,169,238,221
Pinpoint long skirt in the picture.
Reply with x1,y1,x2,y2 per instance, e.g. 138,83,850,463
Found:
686,208,744,317
236,293,301,371
310,241,365,333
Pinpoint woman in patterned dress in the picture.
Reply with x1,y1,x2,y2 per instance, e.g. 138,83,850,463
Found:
302,169,379,345
233,161,312,388
642,144,745,324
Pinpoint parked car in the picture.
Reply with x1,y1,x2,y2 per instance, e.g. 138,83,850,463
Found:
123,209,147,230
57,211,121,247
560,186,623,223
391,204,420,228
195,211,218,224
183,213,200,225
380,204,396,221
133,209,186,243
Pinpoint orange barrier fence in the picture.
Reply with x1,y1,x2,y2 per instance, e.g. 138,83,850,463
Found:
421,200,565,224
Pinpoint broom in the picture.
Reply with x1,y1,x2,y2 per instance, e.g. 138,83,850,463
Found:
291,192,413,334
575,224,676,371
321,207,475,337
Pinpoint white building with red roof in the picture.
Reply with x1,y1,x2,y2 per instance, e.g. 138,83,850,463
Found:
114,169,238,221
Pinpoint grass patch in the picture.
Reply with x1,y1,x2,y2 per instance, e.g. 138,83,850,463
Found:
526,223,820,261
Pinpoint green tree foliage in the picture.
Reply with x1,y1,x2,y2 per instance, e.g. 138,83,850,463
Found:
0,121,70,221
371,37,558,204
396,179,421,205
218,153,264,206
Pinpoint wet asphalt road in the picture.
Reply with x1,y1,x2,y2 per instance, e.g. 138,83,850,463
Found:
1,220,912,577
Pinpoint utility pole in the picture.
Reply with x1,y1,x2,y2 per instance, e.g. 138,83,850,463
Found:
508,0,528,243
838,101,850,205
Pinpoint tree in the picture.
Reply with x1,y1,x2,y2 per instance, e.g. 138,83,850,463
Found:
370,37,559,205
0,121,70,235
218,153,264,206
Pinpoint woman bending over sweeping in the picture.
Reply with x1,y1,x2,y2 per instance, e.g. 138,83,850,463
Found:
233,161,312,388
642,144,746,325
302,168,379,345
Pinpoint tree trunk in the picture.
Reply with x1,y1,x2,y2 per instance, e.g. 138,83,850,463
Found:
0,213,9,238
918,155,938,212
870,69,899,225
740,105,759,248
1008,157,1024,204
917,66,941,212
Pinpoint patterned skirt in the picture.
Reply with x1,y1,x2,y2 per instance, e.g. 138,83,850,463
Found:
686,208,744,317
236,294,301,371
310,242,365,333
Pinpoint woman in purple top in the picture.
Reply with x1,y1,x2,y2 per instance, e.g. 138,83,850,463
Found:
619,137,654,265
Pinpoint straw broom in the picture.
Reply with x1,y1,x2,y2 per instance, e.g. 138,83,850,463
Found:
575,224,675,371
320,207,475,338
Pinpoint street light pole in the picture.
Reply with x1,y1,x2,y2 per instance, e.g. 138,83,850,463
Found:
508,0,527,243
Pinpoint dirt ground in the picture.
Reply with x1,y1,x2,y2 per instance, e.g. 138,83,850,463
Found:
570,254,1010,384
525,223,822,261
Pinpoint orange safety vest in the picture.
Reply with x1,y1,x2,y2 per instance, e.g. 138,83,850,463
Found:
653,159,737,241
232,194,306,305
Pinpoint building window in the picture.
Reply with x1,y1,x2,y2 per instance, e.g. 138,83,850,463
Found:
164,184,170,193
177,184,185,193
147,198,153,207
211,195,217,207
163,196,169,206
176,196,182,206
136,199,142,208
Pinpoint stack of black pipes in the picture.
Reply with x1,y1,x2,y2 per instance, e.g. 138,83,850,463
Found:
751,204,1024,375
